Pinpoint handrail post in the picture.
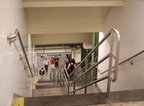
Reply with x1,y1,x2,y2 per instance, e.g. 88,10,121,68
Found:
106,29,114,96
68,77,70,95
73,70,76,95
73,81,76,95
112,28,120,82
84,50,88,94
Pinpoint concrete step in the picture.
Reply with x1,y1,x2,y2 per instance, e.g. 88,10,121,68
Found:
35,79,98,96
36,84,64,89
33,87,67,97
25,89,144,106
91,101,144,106
37,79,53,83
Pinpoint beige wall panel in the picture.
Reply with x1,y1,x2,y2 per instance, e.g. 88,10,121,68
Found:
24,0,123,1
23,1,124,8
28,24,104,34
25,7,111,34
31,33,92,45
35,48,72,53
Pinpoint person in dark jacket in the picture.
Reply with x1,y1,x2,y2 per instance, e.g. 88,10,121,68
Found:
67,58,76,81
39,67,45,79
54,56,59,68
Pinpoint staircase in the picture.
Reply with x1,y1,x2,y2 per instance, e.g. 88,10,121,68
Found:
14,28,144,105
13,79,144,106
33,80,66,97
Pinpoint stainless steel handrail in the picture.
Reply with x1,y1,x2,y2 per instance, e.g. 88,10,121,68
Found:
69,32,111,77
119,50,144,65
69,53,110,86
67,28,120,96
111,28,120,82
63,66,69,78
101,50,144,74
69,75,108,94
7,29,33,77
58,64,69,93
79,56,98,72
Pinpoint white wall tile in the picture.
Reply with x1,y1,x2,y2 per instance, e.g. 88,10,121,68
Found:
98,0,144,92
0,0,32,106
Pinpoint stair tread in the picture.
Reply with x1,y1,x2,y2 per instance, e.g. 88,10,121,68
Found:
33,87,67,97
25,89,144,106
36,84,64,89
37,80,53,83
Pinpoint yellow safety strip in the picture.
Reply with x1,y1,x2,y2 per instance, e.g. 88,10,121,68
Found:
14,98,24,106
33,79,38,84
33,80,38,84
92,84,96,86
32,85,36,89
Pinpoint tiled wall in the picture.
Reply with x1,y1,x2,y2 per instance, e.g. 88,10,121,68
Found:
98,0,144,92
0,0,32,106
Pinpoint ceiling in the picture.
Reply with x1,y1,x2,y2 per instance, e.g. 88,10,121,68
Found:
23,0,124,50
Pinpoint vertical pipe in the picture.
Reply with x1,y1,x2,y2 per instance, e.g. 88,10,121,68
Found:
84,49,88,94
106,32,114,96
68,77,70,95
73,81,75,95
73,70,76,95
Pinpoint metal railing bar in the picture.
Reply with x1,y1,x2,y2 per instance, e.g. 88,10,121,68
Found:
63,78,68,91
59,66,70,94
61,66,69,86
69,75,108,94
80,56,98,71
97,67,103,75
20,56,25,60
7,29,33,77
112,52,116,60
69,31,111,77
7,30,17,45
110,28,120,82
17,30,33,77
101,50,144,75
58,28,120,96
63,65,69,78
62,72,68,86
69,53,110,86
119,50,144,65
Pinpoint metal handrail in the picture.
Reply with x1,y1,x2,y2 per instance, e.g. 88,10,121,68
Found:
7,29,33,77
101,50,144,74
63,65,69,78
119,50,144,65
69,31,111,77
69,75,108,94
80,56,98,71
58,64,69,93
111,28,120,82
67,28,120,96
69,53,110,86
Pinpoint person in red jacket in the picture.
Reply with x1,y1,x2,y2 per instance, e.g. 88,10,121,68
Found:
50,57,55,80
